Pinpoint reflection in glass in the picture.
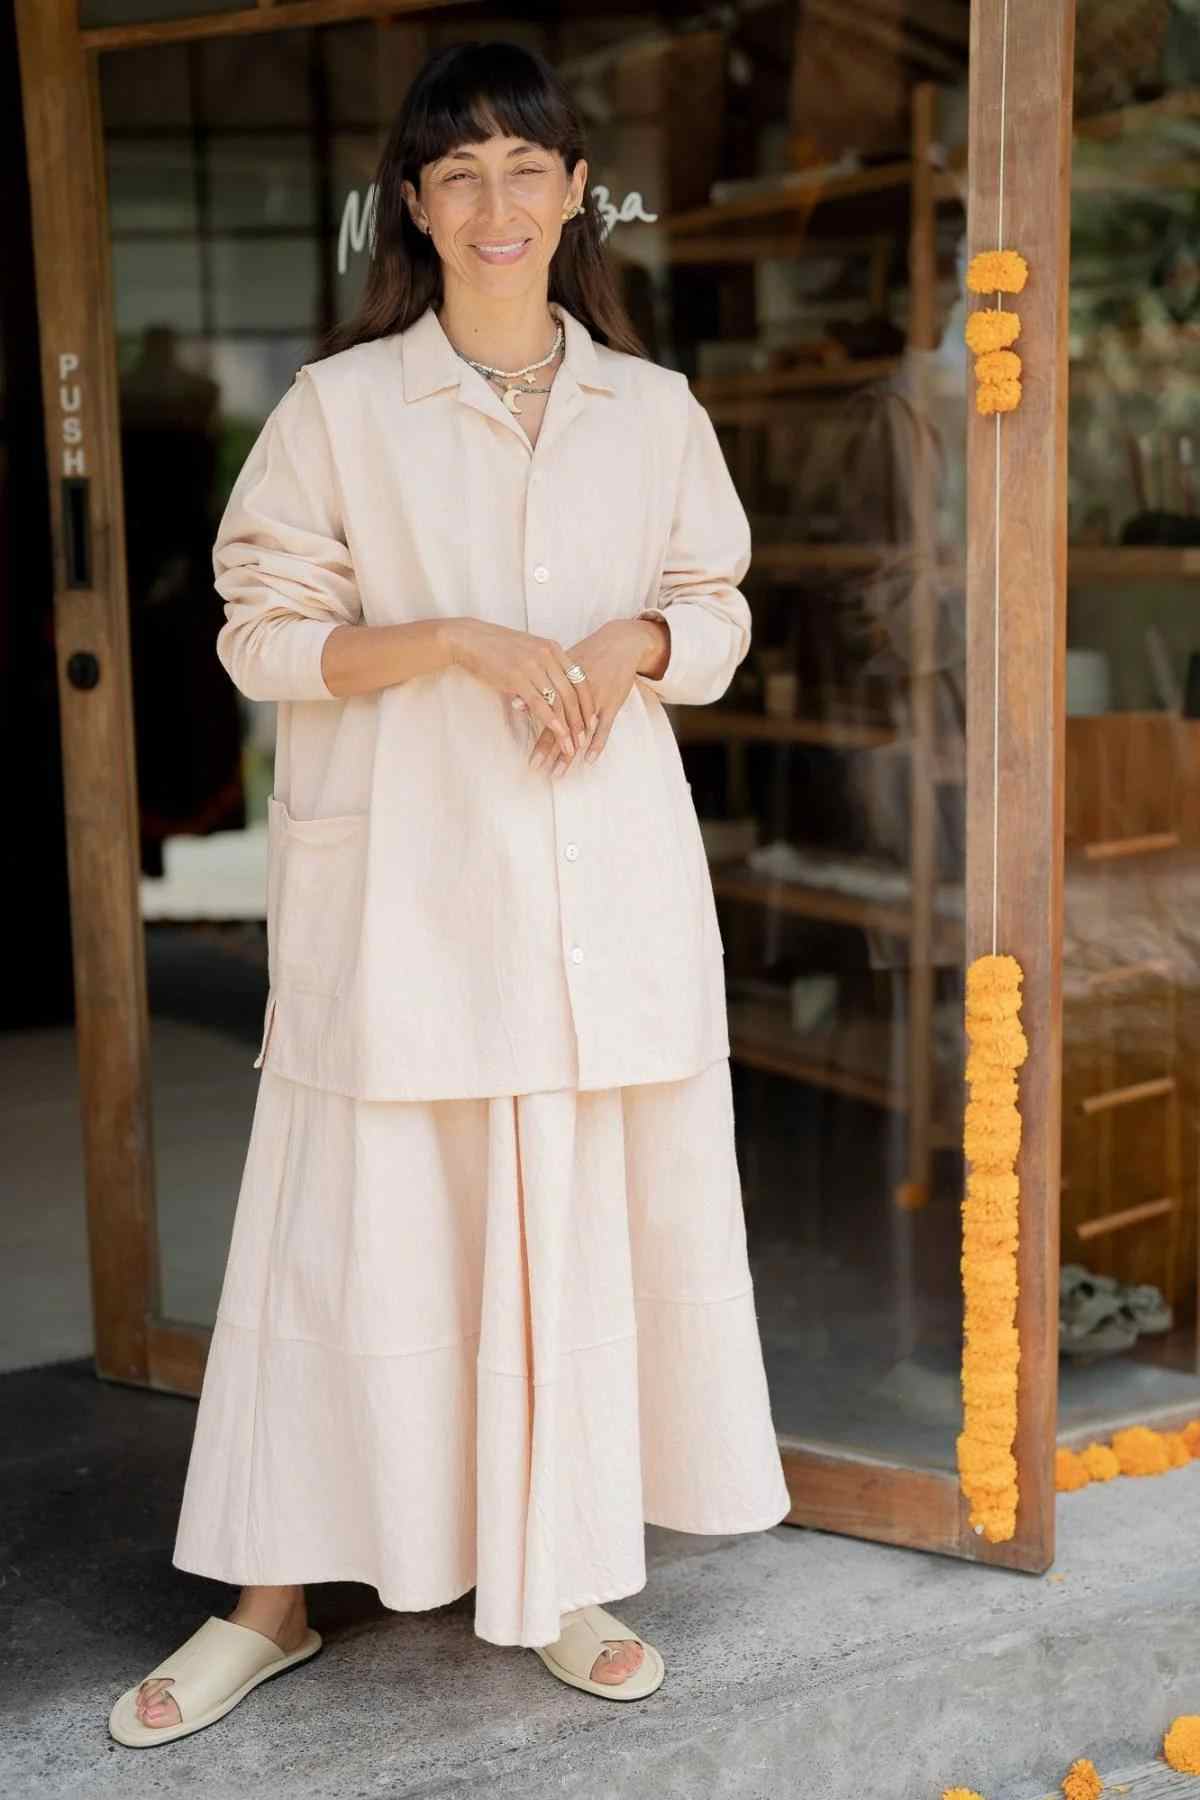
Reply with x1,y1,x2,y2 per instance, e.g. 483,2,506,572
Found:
1060,0,1200,1429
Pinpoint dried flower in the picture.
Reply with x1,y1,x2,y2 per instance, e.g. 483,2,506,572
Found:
967,249,1029,293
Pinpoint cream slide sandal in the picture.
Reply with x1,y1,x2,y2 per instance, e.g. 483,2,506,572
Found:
108,1615,323,1747
532,1604,665,1701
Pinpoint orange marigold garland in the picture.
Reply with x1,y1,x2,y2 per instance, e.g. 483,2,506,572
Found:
959,953,1028,1542
964,250,1029,414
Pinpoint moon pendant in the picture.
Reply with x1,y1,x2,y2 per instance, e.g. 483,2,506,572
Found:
502,385,523,414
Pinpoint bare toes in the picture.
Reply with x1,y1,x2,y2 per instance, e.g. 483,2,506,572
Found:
136,1679,181,1728
590,1640,644,1684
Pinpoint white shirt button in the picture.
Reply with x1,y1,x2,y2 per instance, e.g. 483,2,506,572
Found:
564,843,579,861
532,564,549,582
569,946,584,964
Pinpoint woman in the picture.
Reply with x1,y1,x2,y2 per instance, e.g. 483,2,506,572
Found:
109,38,790,1748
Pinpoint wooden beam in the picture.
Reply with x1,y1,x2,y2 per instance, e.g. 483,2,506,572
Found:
966,0,1076,1564
80,0,471,52
14,0,158,1383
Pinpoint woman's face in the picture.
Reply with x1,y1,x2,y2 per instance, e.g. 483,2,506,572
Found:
403,132,587,297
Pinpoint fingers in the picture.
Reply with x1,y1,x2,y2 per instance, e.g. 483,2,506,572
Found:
586,708,614,763
531,715,599,775
516,678,574,760
542,653,589,750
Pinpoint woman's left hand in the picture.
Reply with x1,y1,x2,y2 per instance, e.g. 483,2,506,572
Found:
519,616,669,774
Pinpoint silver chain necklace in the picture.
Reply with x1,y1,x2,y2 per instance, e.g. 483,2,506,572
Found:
453,321,564,415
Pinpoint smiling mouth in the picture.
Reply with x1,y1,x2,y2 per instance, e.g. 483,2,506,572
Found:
472,238,532,261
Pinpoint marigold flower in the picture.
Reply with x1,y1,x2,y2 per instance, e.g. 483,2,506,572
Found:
1055,1448,1091,1492
1163,1430,1192,1468
967,248,1029,293
976,378,1023,415
1111,1425,1170,1477
975,349,1022,384
1164,1717,1200,1776
1061,1756,1103,1800
1079,1442,1120,1481
964,307,1022,353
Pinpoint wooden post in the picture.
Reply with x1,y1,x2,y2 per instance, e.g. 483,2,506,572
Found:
966,0,1076,1561
15,0,158,1383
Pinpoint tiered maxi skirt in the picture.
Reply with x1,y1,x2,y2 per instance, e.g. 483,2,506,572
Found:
172,1053,792,1648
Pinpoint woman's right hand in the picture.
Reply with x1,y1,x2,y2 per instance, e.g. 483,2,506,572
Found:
444,618,595,763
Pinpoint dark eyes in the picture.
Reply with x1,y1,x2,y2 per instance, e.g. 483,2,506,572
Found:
444,166,547,182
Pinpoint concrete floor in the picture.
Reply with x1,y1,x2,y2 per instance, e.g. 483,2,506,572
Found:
4,1354,1200,1800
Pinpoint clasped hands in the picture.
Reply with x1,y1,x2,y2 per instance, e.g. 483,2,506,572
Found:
448,614,670,775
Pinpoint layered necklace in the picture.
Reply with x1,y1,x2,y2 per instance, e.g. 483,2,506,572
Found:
453,320,564,415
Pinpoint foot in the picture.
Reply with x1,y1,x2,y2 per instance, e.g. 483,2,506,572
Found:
133,1587,308,1730
588,1637,645,1685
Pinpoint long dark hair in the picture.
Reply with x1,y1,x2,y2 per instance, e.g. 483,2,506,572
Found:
318,40,647,361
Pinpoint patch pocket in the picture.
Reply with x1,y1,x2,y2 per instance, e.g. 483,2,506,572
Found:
267,796,368,999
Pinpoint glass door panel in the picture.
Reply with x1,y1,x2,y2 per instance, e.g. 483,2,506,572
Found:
89,6,1013,1519
1060,0,1200,1433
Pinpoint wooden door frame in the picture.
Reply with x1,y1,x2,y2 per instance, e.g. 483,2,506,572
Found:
17,0,1075,1570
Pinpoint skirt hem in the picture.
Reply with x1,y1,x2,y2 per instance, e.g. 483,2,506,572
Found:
170,1489,791,1646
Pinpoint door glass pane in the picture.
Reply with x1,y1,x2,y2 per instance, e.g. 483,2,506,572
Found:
100,9,973,1488
1061,1,1200,1433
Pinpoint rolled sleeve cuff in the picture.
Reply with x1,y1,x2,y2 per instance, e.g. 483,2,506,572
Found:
216,611,343,702
634,601,748,707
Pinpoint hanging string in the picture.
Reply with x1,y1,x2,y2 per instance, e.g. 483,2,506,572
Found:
992,0,1011,957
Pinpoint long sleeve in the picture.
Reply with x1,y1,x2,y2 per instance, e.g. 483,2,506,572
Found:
214,367,362,702
635,387,752,707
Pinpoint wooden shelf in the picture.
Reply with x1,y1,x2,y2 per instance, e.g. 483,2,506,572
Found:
726,996,958,1143
742,544,1200,585
663,161,914,237
752,542,892,576
1069,546,1200,584
676,710,895,750
711,866,963,956
1074,85,1200,141
693,359,901,415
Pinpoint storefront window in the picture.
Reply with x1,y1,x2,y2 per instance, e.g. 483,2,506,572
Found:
1060,2,1200,1420
99,8,978,1468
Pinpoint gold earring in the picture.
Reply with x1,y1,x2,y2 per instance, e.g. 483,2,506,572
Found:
562,202,583,220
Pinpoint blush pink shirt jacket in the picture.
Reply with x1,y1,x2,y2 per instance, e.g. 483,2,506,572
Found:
214,299,753,1100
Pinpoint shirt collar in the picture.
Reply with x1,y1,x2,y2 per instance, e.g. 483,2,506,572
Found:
400,299,615,402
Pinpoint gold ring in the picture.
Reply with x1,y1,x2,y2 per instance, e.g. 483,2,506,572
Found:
540,685,558,706
565,663,587,684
